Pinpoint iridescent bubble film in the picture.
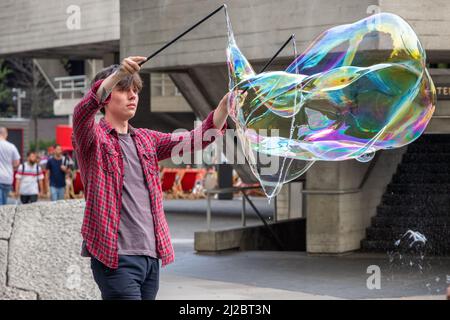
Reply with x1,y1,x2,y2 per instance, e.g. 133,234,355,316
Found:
226,11,436,197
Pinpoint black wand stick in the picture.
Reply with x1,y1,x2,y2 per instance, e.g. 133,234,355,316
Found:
258,34,296,74
139,5,226,66
241,34,296,94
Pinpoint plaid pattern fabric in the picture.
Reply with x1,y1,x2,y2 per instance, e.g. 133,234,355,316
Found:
72,79,225,269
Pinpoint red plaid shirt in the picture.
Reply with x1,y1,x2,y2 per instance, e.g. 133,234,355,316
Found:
72,79,225,269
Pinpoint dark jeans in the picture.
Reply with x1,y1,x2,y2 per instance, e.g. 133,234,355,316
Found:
0,184,12,205
20,194,38,204
91,255,160,300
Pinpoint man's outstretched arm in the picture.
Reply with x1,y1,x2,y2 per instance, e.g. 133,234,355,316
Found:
153,91,238,161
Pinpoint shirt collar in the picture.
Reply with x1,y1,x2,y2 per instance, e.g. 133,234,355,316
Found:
99,117,136,136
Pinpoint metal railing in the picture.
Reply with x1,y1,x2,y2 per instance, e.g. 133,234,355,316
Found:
54,75,88,99
205,186,284,250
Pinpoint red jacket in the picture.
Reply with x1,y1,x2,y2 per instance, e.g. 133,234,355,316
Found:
72,79,225,268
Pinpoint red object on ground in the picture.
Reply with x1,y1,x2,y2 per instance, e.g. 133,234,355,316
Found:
180,169,206,192
56,125,73,152
73,170,84,194
160,169,178,192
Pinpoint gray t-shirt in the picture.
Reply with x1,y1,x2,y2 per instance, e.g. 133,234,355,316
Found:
81,132,158,259
0,140,20,185
117,132,157,258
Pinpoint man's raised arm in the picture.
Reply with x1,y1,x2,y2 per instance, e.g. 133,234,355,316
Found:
72,56,146,156
72,79,110,157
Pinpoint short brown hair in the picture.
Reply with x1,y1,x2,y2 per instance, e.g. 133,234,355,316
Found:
91,64,143,114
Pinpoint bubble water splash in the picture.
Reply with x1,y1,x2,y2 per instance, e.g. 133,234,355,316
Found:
226,11,436,197
388,230,428,271
394,230,427,249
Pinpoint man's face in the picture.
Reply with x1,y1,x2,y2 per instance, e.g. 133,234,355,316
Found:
28,153,37,164
54,146,62,156
106,87,139,121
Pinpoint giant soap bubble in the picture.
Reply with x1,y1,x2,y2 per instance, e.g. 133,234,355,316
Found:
226,12,436,198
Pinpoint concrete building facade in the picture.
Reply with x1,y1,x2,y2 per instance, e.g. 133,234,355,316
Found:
120,0,450,254
1,0,450,255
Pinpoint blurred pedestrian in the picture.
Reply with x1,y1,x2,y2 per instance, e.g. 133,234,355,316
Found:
14,150,44,204
45,144,69,201
0,127,20,205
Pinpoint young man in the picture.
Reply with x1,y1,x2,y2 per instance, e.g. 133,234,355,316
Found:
72,56,230,300
45,144,70,201
14,151,44,204
0,127,20,205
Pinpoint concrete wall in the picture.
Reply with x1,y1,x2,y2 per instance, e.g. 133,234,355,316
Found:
378,0,450,61
425,69,450,133
195,218,306,252
0,0,120,58
121,0,450,69
121,0,376,69
0,201,100,300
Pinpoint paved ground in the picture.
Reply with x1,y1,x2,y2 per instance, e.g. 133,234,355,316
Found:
1,198,448,300
161,203,450,300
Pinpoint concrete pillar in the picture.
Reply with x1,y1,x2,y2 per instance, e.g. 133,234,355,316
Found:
276,185,290,221
276,182,304,221
289,182,303,219
84,59,104,82
305,148,405,254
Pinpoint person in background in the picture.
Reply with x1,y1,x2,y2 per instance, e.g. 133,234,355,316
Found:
0,127,20,205
14,150,44,204
45,144,69,201
38,148,52,197
60,151,75,199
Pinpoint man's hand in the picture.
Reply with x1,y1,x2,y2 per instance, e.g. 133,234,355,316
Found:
213,90,246,129
116,56,147,78
96,56,147,102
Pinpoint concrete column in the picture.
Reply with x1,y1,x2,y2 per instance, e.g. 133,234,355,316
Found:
276,185,289,221
276,182,304,221
305,149,405,254
289,182,303,219
84,59,104,82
